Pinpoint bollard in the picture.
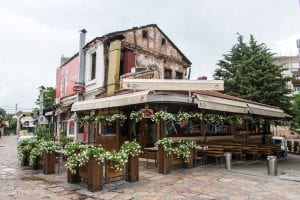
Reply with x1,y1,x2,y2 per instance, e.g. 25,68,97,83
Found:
267,156,277,176
224,152,232,170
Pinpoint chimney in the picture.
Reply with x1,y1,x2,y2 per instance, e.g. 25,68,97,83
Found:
60,54,70,66
78,29,87,101
107,39,122,96
197,76,207,80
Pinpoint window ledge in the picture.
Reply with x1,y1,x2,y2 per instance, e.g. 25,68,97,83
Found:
86,79,96,87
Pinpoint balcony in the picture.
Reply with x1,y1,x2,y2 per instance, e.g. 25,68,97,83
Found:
120,67,160,89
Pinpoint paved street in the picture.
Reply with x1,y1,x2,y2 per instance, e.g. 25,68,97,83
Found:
0,135,300,200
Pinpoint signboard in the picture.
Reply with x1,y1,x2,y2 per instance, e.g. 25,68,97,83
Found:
141,109,153,118
73,85,85,94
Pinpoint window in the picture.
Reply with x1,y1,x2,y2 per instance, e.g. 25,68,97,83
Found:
142,30,148,39
67,120,75,137
91,52,96,80
162,38,166,45
99,122,116,135
164,69,172,79
175,71,183,79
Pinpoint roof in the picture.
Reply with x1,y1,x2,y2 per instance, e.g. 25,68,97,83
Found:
192,90,279,109
83,24,192,65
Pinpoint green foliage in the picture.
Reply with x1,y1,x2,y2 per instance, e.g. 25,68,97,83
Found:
0,107,6,119
35,125,53,141
36,87,56,110
120,140,142,157
106,150,128,172
173,140,196,163
214,34,291,112
291,93,300,131
29,140,60,166
155,138,174,155
65,144,107,174
17,140,37,161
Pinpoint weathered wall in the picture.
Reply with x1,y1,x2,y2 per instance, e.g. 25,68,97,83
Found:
122,26,188,79
55,55,79,100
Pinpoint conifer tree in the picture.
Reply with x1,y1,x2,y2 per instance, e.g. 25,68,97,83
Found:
214,34,291,112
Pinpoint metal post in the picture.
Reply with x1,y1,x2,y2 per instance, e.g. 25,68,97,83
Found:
224,152,232,170
267,156,277,176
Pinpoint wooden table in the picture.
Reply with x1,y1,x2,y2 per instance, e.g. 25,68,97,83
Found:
144,147,158,169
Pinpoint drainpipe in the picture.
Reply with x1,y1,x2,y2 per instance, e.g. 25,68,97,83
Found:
74,29,87,141
78,29,87,101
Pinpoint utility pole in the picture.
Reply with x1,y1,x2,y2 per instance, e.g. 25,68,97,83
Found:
15,103,18,115
38,86,45,124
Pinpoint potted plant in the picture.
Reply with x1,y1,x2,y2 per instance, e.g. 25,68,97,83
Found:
105,151,128,179
121,140,142,182
173,140,196,169
17,140,37,166
65,144,106,191
29,140,60,174
155,138,174,174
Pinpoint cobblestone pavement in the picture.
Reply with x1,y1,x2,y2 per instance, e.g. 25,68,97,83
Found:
1,135,300,200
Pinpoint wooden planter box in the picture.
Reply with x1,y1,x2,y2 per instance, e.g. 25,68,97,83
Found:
157,144,171,174
105,162,125,181
21,152,30,167
158,145,194,174
30,151,56,174
68,159,103,192
125,155,139,182
171,154,183,165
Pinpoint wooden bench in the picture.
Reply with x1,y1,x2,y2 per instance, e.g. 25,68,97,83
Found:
271,144,281,157
222,144,244,160
206,145,224,164
257,145,272,157
241,144,259,160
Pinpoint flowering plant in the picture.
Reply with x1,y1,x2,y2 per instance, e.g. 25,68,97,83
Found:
17,140,37,161
173,140,196,163
105,151,128,172
174,111,191,122
107,113,127,124
29,140,60,166
121,140,142,157
155,138,174,156
65,143,106,174
152,111,174,122
130,111,144,122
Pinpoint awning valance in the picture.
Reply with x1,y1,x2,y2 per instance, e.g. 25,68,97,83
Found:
71,90,150,112
195,94,285,118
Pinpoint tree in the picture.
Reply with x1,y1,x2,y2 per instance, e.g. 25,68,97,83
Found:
214,34,291,112
291,94,300,132
36,87,56,110
0,107,6,118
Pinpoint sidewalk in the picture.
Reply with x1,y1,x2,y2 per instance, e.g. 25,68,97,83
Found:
1,135,300,200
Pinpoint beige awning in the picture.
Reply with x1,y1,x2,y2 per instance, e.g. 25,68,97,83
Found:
71,90,150,112
196,94,285,118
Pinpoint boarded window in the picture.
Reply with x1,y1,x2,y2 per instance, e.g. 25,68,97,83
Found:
91,52,96,80
164,69,172,79
175,71,183,79
123,50,135,74
142,30,148,38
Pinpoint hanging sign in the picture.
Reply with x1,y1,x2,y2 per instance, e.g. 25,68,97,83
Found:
141,109,153,118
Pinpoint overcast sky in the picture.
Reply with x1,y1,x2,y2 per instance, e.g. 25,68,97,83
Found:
1,0,300,113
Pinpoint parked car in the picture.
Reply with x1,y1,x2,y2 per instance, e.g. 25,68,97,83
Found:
272,136,287,157
17,135,37,143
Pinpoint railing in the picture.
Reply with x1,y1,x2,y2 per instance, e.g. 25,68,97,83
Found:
120,68,160,89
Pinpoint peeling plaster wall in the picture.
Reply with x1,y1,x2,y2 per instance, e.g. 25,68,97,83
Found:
122,26,188,79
